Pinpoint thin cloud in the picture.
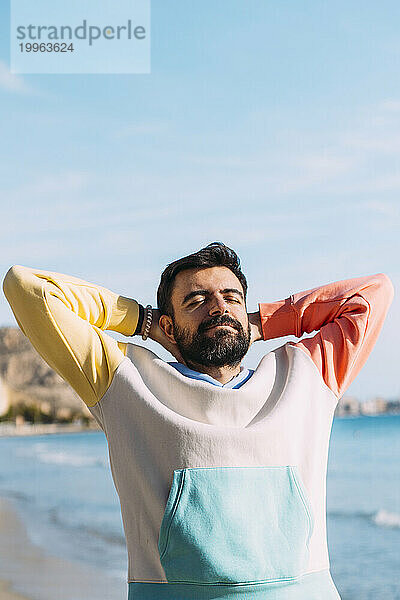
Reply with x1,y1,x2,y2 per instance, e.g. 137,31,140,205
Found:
277,154,355,193
364,200,400,218
0,60,33,94
379,99,400,112
112,121,171,139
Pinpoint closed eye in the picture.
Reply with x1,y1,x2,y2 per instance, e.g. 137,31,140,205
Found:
225,297,241,303
188,297,241,307
188,298,205,307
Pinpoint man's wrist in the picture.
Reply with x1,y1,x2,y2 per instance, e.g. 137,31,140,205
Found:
133,304,145,336
248,311,264,343
141,305,153,340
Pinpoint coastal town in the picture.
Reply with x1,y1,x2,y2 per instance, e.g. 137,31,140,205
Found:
1,393,399,438
0,325,398,436
334,395,400,417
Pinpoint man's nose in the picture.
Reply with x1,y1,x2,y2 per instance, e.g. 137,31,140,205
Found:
208,296,229,315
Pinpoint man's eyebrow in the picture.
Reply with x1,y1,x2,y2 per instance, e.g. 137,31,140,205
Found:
182,288,244,305
221,288,244,299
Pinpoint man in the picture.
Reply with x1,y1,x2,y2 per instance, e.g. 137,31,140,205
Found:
3,242,394,600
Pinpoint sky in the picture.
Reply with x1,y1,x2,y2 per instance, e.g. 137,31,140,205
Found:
0,0,399,401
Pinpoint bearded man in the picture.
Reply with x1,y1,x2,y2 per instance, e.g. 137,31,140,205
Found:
3,242,394,600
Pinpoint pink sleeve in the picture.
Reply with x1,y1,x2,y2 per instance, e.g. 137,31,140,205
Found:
258,273,394,399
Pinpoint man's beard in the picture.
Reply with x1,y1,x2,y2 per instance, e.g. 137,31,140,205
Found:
172,314,251,368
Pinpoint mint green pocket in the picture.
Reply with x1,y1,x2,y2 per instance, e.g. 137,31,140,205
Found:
158,466,314,585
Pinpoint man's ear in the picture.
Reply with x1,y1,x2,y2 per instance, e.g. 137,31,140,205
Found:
159,314,176,344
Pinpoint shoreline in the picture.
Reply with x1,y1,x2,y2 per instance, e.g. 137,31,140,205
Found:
0,579,31,600
1,412,399,438
0,422,101,437
0,496,127,600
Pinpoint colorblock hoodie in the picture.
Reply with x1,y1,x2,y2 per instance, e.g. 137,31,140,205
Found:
2,266,394,599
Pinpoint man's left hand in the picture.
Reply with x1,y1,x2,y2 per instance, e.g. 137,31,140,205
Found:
248,312,263,346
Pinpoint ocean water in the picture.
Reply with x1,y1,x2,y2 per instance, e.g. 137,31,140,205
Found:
326,414,400,599
0,414,399,599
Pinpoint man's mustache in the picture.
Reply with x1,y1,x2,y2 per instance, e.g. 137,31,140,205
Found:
198,315,241,334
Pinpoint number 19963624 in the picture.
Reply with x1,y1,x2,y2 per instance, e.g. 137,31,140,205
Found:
19,43,74,52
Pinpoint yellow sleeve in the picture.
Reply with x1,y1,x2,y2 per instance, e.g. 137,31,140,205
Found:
2,265,140,407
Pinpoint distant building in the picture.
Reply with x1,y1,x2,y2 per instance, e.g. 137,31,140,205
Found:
360,397,388,415
334,394,400,417
335,395,360,417
385,399,400,414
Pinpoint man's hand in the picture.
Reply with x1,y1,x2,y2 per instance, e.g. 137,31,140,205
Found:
248,311,263,346
146,308,186,364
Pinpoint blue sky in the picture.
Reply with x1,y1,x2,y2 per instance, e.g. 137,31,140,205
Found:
0,1,399,400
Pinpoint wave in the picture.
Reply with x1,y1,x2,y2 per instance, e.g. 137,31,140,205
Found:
329,508,400,529
48,507,126,546
372,509,400,528
16,443,106,468
1,489,31,503
37,451,106,467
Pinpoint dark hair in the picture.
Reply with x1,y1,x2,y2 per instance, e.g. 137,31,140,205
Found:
157,242,248,317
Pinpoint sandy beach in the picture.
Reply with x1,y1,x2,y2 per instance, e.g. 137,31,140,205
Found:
0,496,127,600
0,579,30,600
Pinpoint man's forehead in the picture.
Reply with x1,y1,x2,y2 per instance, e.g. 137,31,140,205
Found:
173,267,243,296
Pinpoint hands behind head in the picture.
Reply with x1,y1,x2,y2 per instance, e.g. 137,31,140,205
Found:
143,308,262,365
248,311,263,346
147,308,186,364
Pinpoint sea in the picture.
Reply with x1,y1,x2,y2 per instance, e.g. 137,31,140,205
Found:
0,413,399,600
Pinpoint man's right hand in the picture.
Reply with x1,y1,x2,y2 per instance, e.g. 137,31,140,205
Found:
144,308,186,365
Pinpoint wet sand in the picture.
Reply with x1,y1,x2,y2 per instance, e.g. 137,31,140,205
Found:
0,497,127,600
0,579,31,600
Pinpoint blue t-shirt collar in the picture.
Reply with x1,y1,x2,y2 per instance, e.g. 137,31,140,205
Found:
168,362,254,389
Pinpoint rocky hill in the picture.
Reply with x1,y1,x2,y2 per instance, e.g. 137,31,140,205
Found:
0,326,92,421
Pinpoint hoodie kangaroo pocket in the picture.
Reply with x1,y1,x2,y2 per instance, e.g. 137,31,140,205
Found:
158,465,314,585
